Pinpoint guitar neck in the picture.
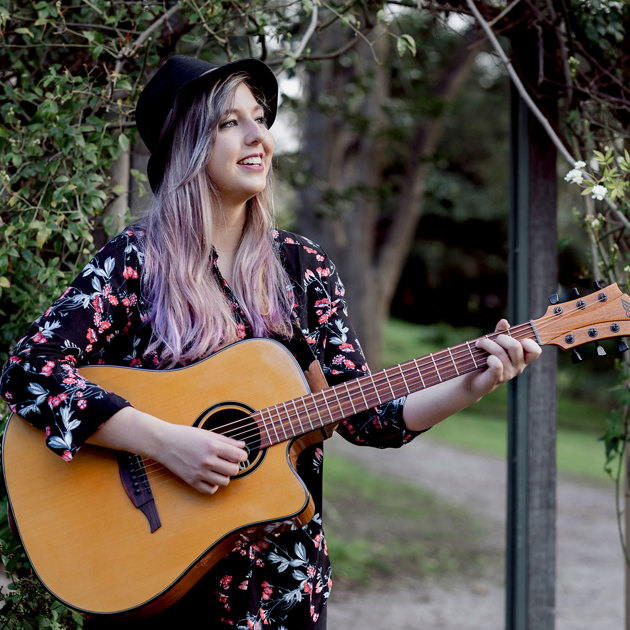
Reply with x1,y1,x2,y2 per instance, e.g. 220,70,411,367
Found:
253,321,539,447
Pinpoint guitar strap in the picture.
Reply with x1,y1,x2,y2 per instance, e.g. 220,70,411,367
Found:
281,316,328,394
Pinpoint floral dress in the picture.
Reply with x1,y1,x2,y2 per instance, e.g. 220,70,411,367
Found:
0,226,419,629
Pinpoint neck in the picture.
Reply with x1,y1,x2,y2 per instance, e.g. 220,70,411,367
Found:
213,202,247,283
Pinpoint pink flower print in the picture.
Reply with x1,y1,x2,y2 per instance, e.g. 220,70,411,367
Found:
41,360,55,376
316,267,330,277
61,450,73,462
32,331,47,343
123,266,138,279
261,582,273,601
77,399,87,410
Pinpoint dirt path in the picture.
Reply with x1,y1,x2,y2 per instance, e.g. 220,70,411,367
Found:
325,435,624,630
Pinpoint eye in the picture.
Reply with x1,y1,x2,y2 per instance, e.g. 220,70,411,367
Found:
256,116,268,127
219,119,237,129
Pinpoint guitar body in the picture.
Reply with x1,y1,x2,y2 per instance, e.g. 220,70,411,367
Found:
2,338,318,619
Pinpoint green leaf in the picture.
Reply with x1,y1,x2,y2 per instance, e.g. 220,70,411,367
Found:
118,133,130,152
36,228,51,249
15,27,35,38
397,34,417,58
281,56,297,72
0,277,10,288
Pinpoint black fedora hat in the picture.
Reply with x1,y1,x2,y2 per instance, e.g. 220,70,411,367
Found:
136,55,278,192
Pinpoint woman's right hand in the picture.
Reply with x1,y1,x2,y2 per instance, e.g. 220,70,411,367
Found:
156,422,249,494
90,406,249,494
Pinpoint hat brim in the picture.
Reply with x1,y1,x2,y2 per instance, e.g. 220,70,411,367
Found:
147,58,278,193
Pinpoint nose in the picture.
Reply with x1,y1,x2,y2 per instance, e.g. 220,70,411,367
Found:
244,118,264,145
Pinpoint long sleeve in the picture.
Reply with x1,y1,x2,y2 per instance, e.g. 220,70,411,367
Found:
0,228,147,460
277,230,421,449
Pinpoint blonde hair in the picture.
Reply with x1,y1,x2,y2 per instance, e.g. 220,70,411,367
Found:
141,74,293,367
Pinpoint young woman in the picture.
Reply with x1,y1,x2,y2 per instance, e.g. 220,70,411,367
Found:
0,56,540,628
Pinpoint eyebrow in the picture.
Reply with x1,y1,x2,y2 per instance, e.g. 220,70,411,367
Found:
222,104,265,118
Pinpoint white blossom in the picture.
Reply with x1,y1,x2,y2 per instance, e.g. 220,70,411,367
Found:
564,168,584,185
591,184,607,201
573,160,586,169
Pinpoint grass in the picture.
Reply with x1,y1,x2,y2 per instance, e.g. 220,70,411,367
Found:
322,319,619,588
382,318,616,484
323,453,492,587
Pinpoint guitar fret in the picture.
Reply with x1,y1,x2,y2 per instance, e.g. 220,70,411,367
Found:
259,412,272,447
264,407,280,444
356,380,370,410
291,399,305,434
447,348,459,376
397,364,411,394
368,373,383,404
383,369,396,399
343,382,358,414
430,353,443,382
274,405,288,441
301,396,317,431
330,387,345,419
282,401,298,437
466,341,479,369
319,390,335,425
466,341,479,368
412,359,426,388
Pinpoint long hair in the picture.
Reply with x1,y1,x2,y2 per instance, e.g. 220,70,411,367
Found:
141,73,293,367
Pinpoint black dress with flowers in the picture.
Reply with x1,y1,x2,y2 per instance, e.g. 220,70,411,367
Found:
0,226,419,629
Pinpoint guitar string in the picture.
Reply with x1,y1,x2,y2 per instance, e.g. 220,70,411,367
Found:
212,293,615,447
140,294,614,476
138,294,617,483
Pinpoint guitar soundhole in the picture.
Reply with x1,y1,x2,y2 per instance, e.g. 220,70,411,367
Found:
194,403,265,478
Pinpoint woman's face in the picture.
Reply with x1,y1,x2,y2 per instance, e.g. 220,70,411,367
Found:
206,83,274,208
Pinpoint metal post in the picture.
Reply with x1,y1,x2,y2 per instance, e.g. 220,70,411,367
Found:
507,84,558,630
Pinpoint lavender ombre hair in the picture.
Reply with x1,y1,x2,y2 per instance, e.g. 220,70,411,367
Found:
141,73,293,367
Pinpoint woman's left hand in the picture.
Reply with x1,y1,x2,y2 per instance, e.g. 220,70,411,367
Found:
466,318,542,400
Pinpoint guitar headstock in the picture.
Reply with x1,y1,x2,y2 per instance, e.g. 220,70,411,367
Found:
534,283,630,350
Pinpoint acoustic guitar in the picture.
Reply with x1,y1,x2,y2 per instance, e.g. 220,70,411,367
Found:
3,283,629,619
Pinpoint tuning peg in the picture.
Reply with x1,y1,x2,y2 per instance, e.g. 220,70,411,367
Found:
619,339,629,353
548,293,560,305
593,280,603,290
594,341,607,356
571,348,583,363
570,287,581,299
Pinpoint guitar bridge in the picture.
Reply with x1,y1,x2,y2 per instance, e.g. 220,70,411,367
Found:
118,452,161,533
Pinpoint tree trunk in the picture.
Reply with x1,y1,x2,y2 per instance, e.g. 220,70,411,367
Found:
297,25,480,365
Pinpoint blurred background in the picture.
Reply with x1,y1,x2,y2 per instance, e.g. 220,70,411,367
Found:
1,1,628,628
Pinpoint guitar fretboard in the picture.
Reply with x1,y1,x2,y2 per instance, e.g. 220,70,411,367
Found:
252,321,538,447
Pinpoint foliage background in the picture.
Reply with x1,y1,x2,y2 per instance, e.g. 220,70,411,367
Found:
0,0,628,627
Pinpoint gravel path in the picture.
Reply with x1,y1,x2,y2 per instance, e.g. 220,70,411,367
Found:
325,434,624,630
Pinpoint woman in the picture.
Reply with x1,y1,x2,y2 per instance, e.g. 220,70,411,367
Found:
0,56,541,628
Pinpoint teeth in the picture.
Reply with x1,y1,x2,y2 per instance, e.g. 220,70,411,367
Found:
239,157,262,165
